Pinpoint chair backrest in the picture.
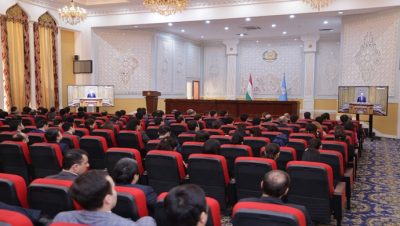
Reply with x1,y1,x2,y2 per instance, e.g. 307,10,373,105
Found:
79,136,108,169
289,132,315,143
113,186,148,220
0,141,31,183
232,202,306,226
0,209,34,226
117,130,144,150
22,126,37,133
220,125,236,135
243,137,270,157
0,131,16,142
220,144,252,178
92,129,117,147
278,127,293,135
210,135,232,145
234,157,276,200
105,148,143,176
170,123,188,137
188,154,229,209
203,128,224,136
30,143,64,178
74,128,90,137
181,141,205,162
146,150,186,194
145,139,161,153
320,150,344,185
204,118,217,129
145,126,160,140
276,146,297,171
321,140,348,166
27,132,47,145
0,173,28,208
28,178,75,218
0,125,11,132
22,117,35,126
177,133,196,145
60,134,80,149
287,138,307,160
261,131,282,141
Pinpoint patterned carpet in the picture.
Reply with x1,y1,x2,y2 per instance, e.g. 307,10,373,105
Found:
222,138,400,226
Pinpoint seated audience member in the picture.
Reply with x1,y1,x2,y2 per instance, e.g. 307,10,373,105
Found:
321,112,330,121
164,184,208,226
186,109,197,117
126,118,150,143
211,120,222,129
344,121,354,131
203,139,221,155
219,110,229,124
47,107,57,121
84,118,96,134
45,128,70,155
231,132,244,145
194,130,210,142
302,138,321,162
156,137,178,151
102,121,116,132
334,125,347,142
340,114,349,124
305,123,319,138
249,127,262,137
176,115,185,124
31,119,48,133
46,149,89,180
261,112,272,122
239,114,249,122
312,116,326,136
12,132,29,143
277,116,288,127
62,122,76,135
22,106,31,115
283,113,290,120
158,125,172,140
303,111,312,120
111,158,157,214
262,143,280,160
53,170,156,226
252,117,261,126
209,110,218,118
235,124,247,137
290,115,299,124
241,170,314,226
224,116,234,125
8,119,24,132
153,117,163,126
184,120,199,134
10,106,18,115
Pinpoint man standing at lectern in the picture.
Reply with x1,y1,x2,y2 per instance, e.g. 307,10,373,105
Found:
357,92,366,103
87,90,96,98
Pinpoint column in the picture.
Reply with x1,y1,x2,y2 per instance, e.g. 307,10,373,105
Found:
57,27,63,109
301,35,319,117
223,39,239,100
29,21,36,109
0,26,3,109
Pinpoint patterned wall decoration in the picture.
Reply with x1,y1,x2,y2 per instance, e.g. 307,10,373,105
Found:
341,9,400,96
238,40,304,98
315,40,340,97
92,29,153,96
203,45,227,98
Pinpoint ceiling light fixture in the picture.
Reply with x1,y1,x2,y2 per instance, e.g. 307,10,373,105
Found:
338,11,344,15
224,26,229,30
205,20,210,24
245,17,251,22
181,29,185,32
58,0,87,25
168,22,173,26
282,31,287,35
289,15,295,19
143,0,189,16
303,0,334,11
323,20,329,24
271,24,276,28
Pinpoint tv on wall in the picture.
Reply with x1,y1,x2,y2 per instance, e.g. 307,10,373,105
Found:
67,85,115,107
338,86,388,116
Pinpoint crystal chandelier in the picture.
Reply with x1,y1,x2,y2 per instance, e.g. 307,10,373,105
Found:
303,0,334,11
143,0,189,16
58,0,87,25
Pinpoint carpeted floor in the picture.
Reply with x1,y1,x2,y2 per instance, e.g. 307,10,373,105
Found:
222,138,400,226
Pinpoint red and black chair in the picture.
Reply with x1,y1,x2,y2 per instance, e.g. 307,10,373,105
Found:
22,126,37,133
146,150,186,194
210,135,232,145
261,131,282,141
234,157,277,200
28,178,75,218
21,117,35,126
188,154,230,209
92,129,117,147
203,128,225,136
74,128,90,138
30,143,63,178
0,209,34,226
0,131,17,142
113,186,148,220
181,141,204,162
145,139,161,153
289,133,316,144
232,202,306,226
117,130,145,152
60,134,80,149
0,125,11,132
278,127,294,136
287,124,301,132
27,132,47,145
321,140,348,167
79,136,108,169
286,161,346,225
220,144,252,178
220,125,236,135
177,133,196,145
105,148,143,176
0,141,31,183
287,138,307,160
145,126,160,140
0,173,29,208
170,123,188,137
204,118,217,129
243,137,270,157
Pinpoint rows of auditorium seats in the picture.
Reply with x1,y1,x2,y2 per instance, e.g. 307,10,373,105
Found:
0,112,362,226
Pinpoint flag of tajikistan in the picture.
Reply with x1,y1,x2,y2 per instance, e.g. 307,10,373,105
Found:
245,74,254,100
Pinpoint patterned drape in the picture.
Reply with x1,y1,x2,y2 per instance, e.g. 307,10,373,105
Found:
34,12,58,109
0,4,30,111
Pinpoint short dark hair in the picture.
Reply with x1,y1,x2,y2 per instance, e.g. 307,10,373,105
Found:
45,128,60,142
344,121,354,130
290,115,299,123
262,170,290,197
62,122,73,132
176,116,184,123
209,110,217,117
249,127,262,137
305,123,317,134
35,119,48,129
225,117,234,124
203,139,220,155
22,106,31,114
219,110,227,117
63,149,88,170
308,138,321,149
195,131,210,142
165,184,207,226
334,125,346,141
154,117,162,126
340,114,349,123
156,137,178,150
158,125,171,136
231,133,243,144
304,112,311,119
69,170,113,210
252,117,261,126
240,114,249,122
126,118,140,131
187,120,197,131
211,120,222,129
111,158,138,184
315,116,323,124
262,143,280,159
8,119,22,131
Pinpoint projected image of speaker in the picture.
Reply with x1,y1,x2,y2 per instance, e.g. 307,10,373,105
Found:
68,85,114,107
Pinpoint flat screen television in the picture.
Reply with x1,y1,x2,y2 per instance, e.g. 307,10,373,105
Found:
67,85,114,107
338,86,388,116
73,60,92,74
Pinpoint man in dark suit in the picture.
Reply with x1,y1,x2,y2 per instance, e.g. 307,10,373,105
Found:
45,128,70,155
182,120,199,135
241,170,314,226
46,149,89,180
357,92,367,103
87,90,96,98
30,119,48,133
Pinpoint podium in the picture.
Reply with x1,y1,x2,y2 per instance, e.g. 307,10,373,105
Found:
349,103,374,115
80,98,103,107
143,91,161,113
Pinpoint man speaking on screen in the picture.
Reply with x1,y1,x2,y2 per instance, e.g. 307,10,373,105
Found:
357,92,366,103
87,90,96,98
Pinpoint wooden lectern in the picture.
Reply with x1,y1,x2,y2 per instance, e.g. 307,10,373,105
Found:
143,91,161,113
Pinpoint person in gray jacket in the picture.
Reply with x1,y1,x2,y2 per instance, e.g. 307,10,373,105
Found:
46,149,89,181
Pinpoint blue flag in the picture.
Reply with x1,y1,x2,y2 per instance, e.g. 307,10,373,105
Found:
279,74,288,101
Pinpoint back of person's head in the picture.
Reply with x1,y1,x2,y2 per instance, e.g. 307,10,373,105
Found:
231,132,244,144
154,117,163,126
8,119,22,131
334,125,346,141
236,124,246,132
62,149,88,171
187,120,198,131
111,158,139,184
305,123,317,134
211,120,222,129
308,138,321,149
304,112,311,119
225,117,234,124
344,121,354,130
84,118,95,130
203,139,221,155
22,106,31,114
252,117,261,126
278,116,288,124
262,143,280,160
165,184,208,226
193,114,202,121
315,116,323,124
120,110,126,116
158,125,171,137
249,127,262,137
174,111,182,120
35,118,48,129
209,110,217,117
10,106,18,113
219,110,227,117
186,109,196,116
114,111,122,118
126,118,140,131
45,128,60,143
176,115,185,123
290,115,299,124
322,112,330,120
340,114,349,123
156,137,178,150
195,130,210,142
62,122,73,133
12,132,29,143
102,121,115,131
240,114,248,122
262,170,290,198
70,170,114,211
135,112,144,120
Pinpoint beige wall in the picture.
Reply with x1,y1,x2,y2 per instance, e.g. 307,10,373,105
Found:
61,29,75,108
98,98,166,114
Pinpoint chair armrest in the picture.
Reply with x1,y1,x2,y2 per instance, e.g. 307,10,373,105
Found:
334,181,346,196
333,182,346,224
